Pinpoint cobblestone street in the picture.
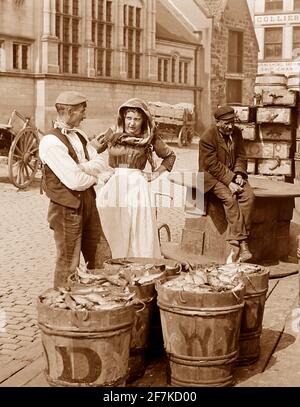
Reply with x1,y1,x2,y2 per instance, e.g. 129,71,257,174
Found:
0,143,198,376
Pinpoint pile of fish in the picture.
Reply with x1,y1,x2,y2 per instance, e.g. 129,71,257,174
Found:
39,285,135,311
216,262,263,275
162,263,245,294
71,262,166,287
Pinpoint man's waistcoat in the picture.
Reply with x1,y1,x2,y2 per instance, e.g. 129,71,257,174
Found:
41,127,95,209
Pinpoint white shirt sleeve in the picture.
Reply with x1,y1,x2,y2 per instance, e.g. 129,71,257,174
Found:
80,144,110,175
39,134,97,191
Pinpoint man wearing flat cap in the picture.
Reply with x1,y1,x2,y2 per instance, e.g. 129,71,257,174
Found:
198,105,255,262
39,90,109,287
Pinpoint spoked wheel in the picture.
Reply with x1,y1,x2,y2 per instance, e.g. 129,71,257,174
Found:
8,127,40,189
178,125,194,147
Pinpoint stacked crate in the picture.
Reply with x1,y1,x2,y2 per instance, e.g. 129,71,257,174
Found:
232,74,298,181
232,105,257,175
288,74,300,181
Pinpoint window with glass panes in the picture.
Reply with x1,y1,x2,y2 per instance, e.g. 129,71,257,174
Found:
179,60,189,84
264,27,282,59
226,79,242,104
228,31,243,73
171,57,176,83
293,26,300,56
295,0,300,10
12,43,29,70
265,0,283,11
55,0,80,74
92,0,113,77
158,57,169,82
123,4,142,79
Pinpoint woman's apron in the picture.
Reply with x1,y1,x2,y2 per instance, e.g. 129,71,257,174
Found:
96,168,162,259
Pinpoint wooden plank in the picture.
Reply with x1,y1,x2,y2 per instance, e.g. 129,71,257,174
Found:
236,123,256,140
257,107,292,125
244,141,291,159
262,90,297,106
235,274,299,386
1,355,45,387
259,124,293,141
247,158,256,174
0,360,28,384
257,159,292,176
25,370,49,387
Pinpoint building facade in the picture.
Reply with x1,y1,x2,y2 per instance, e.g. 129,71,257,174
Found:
170,0,259,124
0,0,258,133
252,0,300,74
0,0,201,134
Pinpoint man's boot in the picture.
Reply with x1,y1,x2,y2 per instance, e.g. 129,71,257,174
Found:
239,240,252,262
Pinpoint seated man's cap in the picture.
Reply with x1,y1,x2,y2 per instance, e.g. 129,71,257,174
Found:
214,106,235,121
55,91,88,106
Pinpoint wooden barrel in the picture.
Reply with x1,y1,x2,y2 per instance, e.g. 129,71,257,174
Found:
156,282,245,387
127,283,156,382
37,297,134,387
237,267,270,365
103,257,180,382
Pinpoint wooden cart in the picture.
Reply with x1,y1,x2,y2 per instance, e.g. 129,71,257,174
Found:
0,110,41,189
148,102,195,147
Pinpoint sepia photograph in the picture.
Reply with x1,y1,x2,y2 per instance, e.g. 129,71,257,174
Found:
0,0,300,395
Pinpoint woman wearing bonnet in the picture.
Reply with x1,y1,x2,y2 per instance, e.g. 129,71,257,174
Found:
89,98,176,259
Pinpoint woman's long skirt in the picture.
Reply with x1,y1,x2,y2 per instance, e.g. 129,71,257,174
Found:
96,168,162,259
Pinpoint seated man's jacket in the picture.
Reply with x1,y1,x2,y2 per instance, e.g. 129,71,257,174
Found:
198,124,248,193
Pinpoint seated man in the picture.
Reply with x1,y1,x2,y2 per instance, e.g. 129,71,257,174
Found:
198,105,255,262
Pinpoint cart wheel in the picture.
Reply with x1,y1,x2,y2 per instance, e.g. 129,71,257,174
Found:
185,126,194,146
8,126,40,189
178,126,187,147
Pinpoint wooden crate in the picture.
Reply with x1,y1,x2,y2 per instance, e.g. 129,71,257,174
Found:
256,107,292,125
261,90,297,106
244,141,291,159
258,124,293,141
295,140,300,158
229,105,256,122
257,159,292,176
236,123,256,140
295,158,300,180
247,158,256,174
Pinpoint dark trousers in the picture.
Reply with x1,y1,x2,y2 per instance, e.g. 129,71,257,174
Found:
48,188,102,288
212,181,255,242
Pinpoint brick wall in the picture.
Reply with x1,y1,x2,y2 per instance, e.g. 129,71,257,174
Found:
39,77,194,136
210,0,258,112
0,0,36,38
0,75,35,122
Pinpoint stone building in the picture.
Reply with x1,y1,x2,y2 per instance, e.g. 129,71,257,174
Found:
0,0,257,133
0,0,201,134
167,0,258,125
251,0,300,74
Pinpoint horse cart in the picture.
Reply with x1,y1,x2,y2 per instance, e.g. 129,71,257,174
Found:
148,101,195,147
0,110,41,189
